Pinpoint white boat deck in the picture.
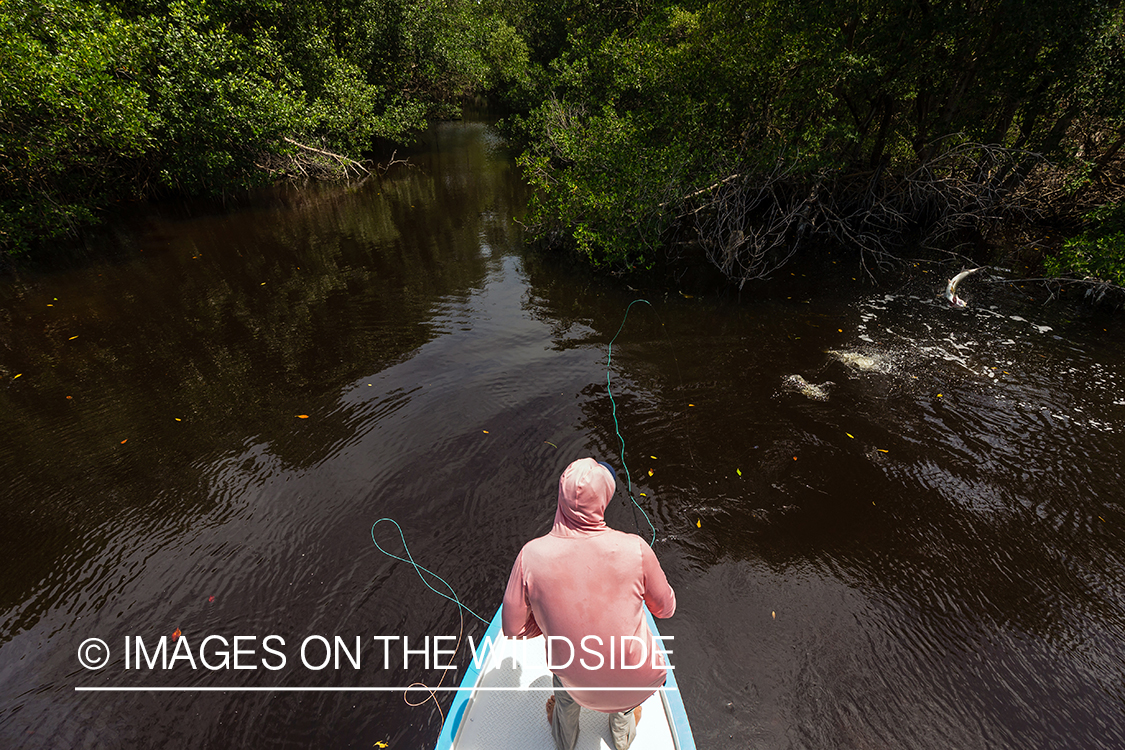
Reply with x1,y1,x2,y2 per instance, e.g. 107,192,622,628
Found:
449,634,678,750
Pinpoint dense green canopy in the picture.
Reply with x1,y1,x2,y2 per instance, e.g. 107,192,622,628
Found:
502,0,1124,283
2,0,1123,287
0,0,512,252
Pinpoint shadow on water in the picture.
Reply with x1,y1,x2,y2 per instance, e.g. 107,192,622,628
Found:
2,118,1125,750
0,120,531,748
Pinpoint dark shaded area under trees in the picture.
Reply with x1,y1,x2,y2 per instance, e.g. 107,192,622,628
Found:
501,0,1125,295
2,0,1124,296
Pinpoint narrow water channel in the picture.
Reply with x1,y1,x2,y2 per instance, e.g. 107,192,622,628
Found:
1,119,1124,749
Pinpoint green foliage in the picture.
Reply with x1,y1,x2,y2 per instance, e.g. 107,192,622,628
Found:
0,0,153,250
2,0,522,255
143,0,305,194
506,0,1125,271
1046,203,1125,287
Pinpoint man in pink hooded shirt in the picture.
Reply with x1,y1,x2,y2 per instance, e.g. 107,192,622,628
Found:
502,457,677,750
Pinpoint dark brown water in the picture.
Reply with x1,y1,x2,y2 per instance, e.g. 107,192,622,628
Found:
2,120,1124,750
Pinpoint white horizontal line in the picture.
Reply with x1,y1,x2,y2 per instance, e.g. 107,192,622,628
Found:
75,686,678,693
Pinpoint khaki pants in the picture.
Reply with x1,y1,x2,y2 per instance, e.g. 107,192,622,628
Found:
550,675,637,750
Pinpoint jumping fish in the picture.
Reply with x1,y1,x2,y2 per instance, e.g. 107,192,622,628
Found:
782,374,832,401
943,267,984,307
826,349,891,373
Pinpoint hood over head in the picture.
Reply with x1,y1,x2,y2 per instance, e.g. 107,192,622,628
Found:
553,457,616,534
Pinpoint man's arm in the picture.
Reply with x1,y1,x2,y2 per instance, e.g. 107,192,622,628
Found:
640,541,677,618
501,547,543,638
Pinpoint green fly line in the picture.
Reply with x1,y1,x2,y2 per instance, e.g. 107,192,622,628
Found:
371,299,665,618
607,299,658,547
370,517,489,625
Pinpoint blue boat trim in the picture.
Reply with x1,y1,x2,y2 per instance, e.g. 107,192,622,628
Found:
644,607,697,750
434,606,504,750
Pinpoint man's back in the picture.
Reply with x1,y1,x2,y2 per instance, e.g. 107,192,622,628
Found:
503,458,676,713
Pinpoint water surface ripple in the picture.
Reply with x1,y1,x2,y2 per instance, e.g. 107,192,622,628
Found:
1,121,1124,749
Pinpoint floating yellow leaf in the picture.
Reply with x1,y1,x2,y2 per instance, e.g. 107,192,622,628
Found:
877,449,888,453
639,492,647,497
695,519,701,528
647,469,654,476
297,414,309,419
175,418,181,422
650,455,657,460
736,468,742,476
936,394,943,398
374,742,389,749
120,439,128,444
13,374,21,379
772,611,776,619
846,432,854,439
483,430,489,434
68,335,79,340
688,403,694,407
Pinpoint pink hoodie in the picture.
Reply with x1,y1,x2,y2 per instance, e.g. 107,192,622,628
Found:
502,457,677,713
